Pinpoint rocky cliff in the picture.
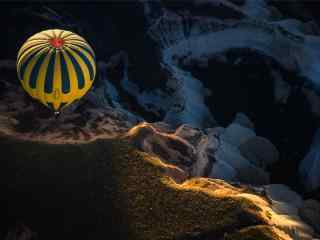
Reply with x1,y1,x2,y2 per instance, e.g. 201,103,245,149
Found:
2,1,320,239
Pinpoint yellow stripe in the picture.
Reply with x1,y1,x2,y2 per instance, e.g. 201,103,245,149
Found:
52,30,58,38
63,47,95,109
17,45,44,78
61,31,75,39
65,46,92,91
66,41,95,58
40,32,53,39
27,33,50,41
17,44,49,71
63,34,85,41
65,43,96,78
36,49,54,106
24,37,49,42
17,40,48,60
51,50,62,110
43,49,71,111
22,47,50,99
53,29,65,38
44,48,95,111
17,47,48,79
18,39,48,54
61,49,80,99
65,39,90,48
58,30,65,38
17,29,96,112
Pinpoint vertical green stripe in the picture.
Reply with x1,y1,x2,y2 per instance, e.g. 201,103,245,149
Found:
60,51,71,94
18,48,44,81
17,44,46,64
65,49,85,89
44,49,56,93
29,52,47,89
68,47,95,81
71,43,95,60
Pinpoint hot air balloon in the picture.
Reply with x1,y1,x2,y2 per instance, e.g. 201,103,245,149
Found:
17,29,96,114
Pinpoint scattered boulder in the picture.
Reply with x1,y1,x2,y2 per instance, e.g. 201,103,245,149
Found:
239,136,279,168
220,123,256,148
214,140,270,185
208,116,273,185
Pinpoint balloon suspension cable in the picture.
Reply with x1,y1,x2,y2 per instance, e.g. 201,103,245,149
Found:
54,111,61,119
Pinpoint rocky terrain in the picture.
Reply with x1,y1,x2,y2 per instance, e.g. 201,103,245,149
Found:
2,0,320,239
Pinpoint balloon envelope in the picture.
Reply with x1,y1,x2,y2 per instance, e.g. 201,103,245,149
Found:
17,29,96,112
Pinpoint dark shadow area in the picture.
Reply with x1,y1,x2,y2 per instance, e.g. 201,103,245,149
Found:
182,48,318,193
1,138,130,240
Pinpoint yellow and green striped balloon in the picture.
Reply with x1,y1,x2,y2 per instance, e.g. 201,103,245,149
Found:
17,29,96,112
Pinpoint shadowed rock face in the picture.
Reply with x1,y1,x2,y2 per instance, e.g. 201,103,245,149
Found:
1,133,292,240
143,1,320,193
2,127,318,240
125,120,273,186
1,1,320,239
180,50,318,191
126,122,198,174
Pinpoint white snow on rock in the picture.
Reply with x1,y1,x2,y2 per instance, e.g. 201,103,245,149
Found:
100,50,215,128
102,1,320,129
149,8,320,102
145,9,320,129
161,21,305,73
162,64,215,128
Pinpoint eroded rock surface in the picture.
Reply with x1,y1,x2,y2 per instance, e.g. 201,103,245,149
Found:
126,113,278,186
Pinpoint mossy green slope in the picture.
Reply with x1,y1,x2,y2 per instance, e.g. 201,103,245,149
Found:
1,134,286,240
